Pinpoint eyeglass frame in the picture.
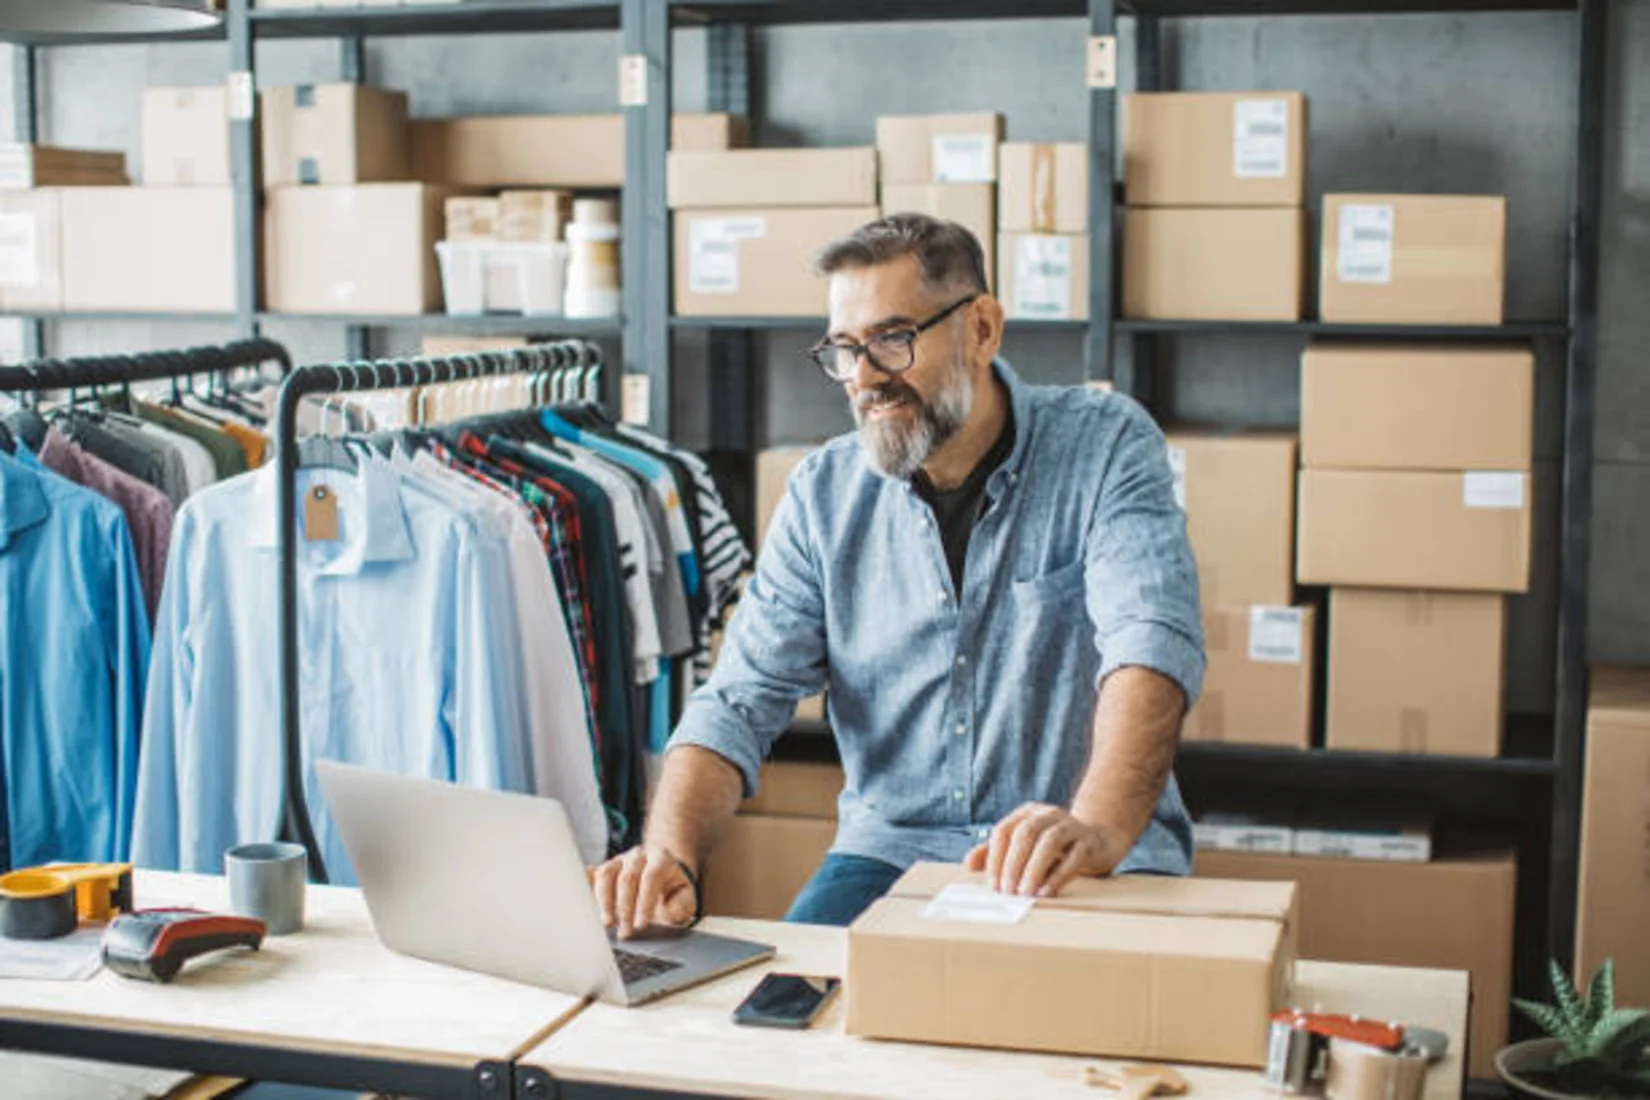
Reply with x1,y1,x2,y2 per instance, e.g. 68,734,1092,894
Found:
806,293,980,382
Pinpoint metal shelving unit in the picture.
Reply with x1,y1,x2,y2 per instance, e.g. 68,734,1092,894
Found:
10,0,1602,1035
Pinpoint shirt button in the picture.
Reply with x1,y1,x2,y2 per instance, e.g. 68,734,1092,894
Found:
952,789,965,801
937,589,948,604
956,655,968,668
954,722,967,736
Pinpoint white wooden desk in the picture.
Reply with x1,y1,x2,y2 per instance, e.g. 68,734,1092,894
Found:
0,872,583,1099
518,917,1471,1100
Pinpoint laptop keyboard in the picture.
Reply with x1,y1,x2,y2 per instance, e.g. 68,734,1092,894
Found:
614,947,684,986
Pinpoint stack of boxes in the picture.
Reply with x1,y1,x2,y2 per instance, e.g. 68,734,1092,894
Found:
701,761,845,921
1298,341,1533,757
874,113,1001,290
437,189,575,316
997,141,1087,320
1170,432,1317,749
670,147,878,316
1122,92,1307,321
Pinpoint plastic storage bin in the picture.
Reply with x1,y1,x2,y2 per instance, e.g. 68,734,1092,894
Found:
436,240,569,316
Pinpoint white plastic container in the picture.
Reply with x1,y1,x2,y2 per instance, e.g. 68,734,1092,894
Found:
564,221,620,318
437,240,569,316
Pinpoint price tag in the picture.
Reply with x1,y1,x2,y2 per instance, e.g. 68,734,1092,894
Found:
619,54,647,108
622,374,651,427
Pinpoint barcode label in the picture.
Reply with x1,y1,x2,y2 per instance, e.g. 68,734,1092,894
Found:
1463,471,1526,510
931,133,996,183
687,216,767,294
1337,203,1394,284
1233,99,1289,180
1167,445,1187,510
1248,606,1305,664
1011,235,1073,319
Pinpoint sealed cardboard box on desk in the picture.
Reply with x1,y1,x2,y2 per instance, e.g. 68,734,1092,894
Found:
1320,194,1506,325
1574,666,1650,1009
847,863,1297,1067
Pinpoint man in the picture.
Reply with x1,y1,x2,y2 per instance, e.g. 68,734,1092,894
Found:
593,213,1203,935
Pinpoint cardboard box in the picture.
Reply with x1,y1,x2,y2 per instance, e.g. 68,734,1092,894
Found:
702,813,835,921
61,187,233,312
674,206,877,317
673,112,749,152
756,445,814,547
410,113,744,189
1164,432,1298,608
0,143,127,189
1183,605,1315,749
0,189,62,311
1124,92,1307,208
847,864,1296,1067
266,184,459,315
1195,848,1516,1079
1320,194,1506,325
875,112,1003,186
998,232,1088,321
1297,468,1531,592
1301,343,1535,472
741,761,844,819
667,148,877,210
498,189,573,243
1575,666,1650,1009
141,86,229,186
261,83,409,188
999,142,1087,233
881,183,995,289
1326,588,1504,757
1123,207,1305,321
444,196,499,242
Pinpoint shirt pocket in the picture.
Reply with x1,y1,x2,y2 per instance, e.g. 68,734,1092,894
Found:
1009,558,1087,600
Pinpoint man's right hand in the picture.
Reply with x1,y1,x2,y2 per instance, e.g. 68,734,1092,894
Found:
588,846,698,940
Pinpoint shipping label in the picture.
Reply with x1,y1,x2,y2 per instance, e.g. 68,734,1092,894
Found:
687,216,766,295
1337,203,1395,284
921,883,1035,925
1248,606,1305,664
931,133,996,183
1463,471,1527,510
1011,234,1073,320
1233,98,1289,179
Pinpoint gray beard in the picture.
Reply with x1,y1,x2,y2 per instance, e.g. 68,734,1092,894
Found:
855,362,975,480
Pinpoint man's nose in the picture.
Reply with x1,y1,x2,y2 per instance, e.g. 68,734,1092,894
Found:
850,346,887,393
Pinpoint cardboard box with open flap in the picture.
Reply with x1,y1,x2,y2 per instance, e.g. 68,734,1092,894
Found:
846,863,1297,1068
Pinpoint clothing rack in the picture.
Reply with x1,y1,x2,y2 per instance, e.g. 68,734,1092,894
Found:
0,338,292,399
272,339,607,883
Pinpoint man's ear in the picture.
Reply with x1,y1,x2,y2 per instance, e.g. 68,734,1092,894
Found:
972,294,1007,368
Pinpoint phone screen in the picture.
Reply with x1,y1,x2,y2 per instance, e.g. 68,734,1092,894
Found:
732,973,841,1029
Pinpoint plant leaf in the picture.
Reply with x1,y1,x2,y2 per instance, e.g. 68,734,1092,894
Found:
1552,959,1588,1031
1590,1009,1650,1058
1588,958,1617,1029
1518,997,1581,1044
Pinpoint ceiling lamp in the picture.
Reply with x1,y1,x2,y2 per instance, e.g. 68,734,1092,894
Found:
0,0,222,39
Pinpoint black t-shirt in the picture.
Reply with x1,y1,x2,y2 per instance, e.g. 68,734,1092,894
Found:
912,406,1016,595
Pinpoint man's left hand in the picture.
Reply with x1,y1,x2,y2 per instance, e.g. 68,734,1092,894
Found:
963,803,1123,898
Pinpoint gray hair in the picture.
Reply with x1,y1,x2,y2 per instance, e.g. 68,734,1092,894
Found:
812,212,989,296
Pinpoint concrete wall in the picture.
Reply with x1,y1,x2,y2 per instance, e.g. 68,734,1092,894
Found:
5,7,1644,697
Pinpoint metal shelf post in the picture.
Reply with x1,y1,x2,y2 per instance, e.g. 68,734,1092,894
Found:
622,0,671,434
1084,0,1117,385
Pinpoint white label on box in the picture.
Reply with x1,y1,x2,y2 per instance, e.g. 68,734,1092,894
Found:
1248,606,1305,664
622,373,651,427
1233,98,1290,179
921,884,1035,925
618,54,648,108
0,213,39,288
1337,203,1395,284
1194,821,1294,854
687,216,765,295
1012,235,1073,320
227,71,255,122
1166,444,1187,510
932,133,995,183
1464,471,1526,509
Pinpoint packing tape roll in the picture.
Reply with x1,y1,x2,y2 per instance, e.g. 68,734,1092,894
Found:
1326,1038,1428,1100
0,872,77,940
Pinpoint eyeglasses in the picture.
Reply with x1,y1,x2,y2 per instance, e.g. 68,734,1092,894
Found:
806,294,979,382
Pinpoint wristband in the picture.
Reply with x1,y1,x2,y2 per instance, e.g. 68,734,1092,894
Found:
669,853,703,929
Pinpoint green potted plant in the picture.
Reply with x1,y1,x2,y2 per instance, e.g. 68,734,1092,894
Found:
1497,959,1650,1099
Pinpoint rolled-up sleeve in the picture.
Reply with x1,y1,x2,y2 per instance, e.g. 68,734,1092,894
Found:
1083,401,1205,705
668,471,828,797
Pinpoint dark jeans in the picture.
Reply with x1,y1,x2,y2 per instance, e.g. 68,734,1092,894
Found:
784,852,905,926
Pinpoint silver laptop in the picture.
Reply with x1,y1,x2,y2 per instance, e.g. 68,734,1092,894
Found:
316,760,775,1006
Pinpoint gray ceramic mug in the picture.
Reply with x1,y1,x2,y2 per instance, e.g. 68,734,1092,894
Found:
225,842,307,935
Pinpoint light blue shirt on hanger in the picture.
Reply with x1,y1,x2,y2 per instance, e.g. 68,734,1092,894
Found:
0,448,149,869
132,459,533,883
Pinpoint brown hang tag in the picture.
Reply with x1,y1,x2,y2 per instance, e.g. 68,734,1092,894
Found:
304,484,340,542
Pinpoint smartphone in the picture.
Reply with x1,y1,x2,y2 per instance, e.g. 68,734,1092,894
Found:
731,973,841,1029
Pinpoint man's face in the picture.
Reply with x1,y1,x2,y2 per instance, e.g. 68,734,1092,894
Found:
825,255,979,480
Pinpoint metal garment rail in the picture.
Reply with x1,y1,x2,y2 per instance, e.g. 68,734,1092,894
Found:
0,338,292,397
270,343,603,883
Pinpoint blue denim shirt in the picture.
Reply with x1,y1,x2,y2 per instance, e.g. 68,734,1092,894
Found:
672,360,1204,874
